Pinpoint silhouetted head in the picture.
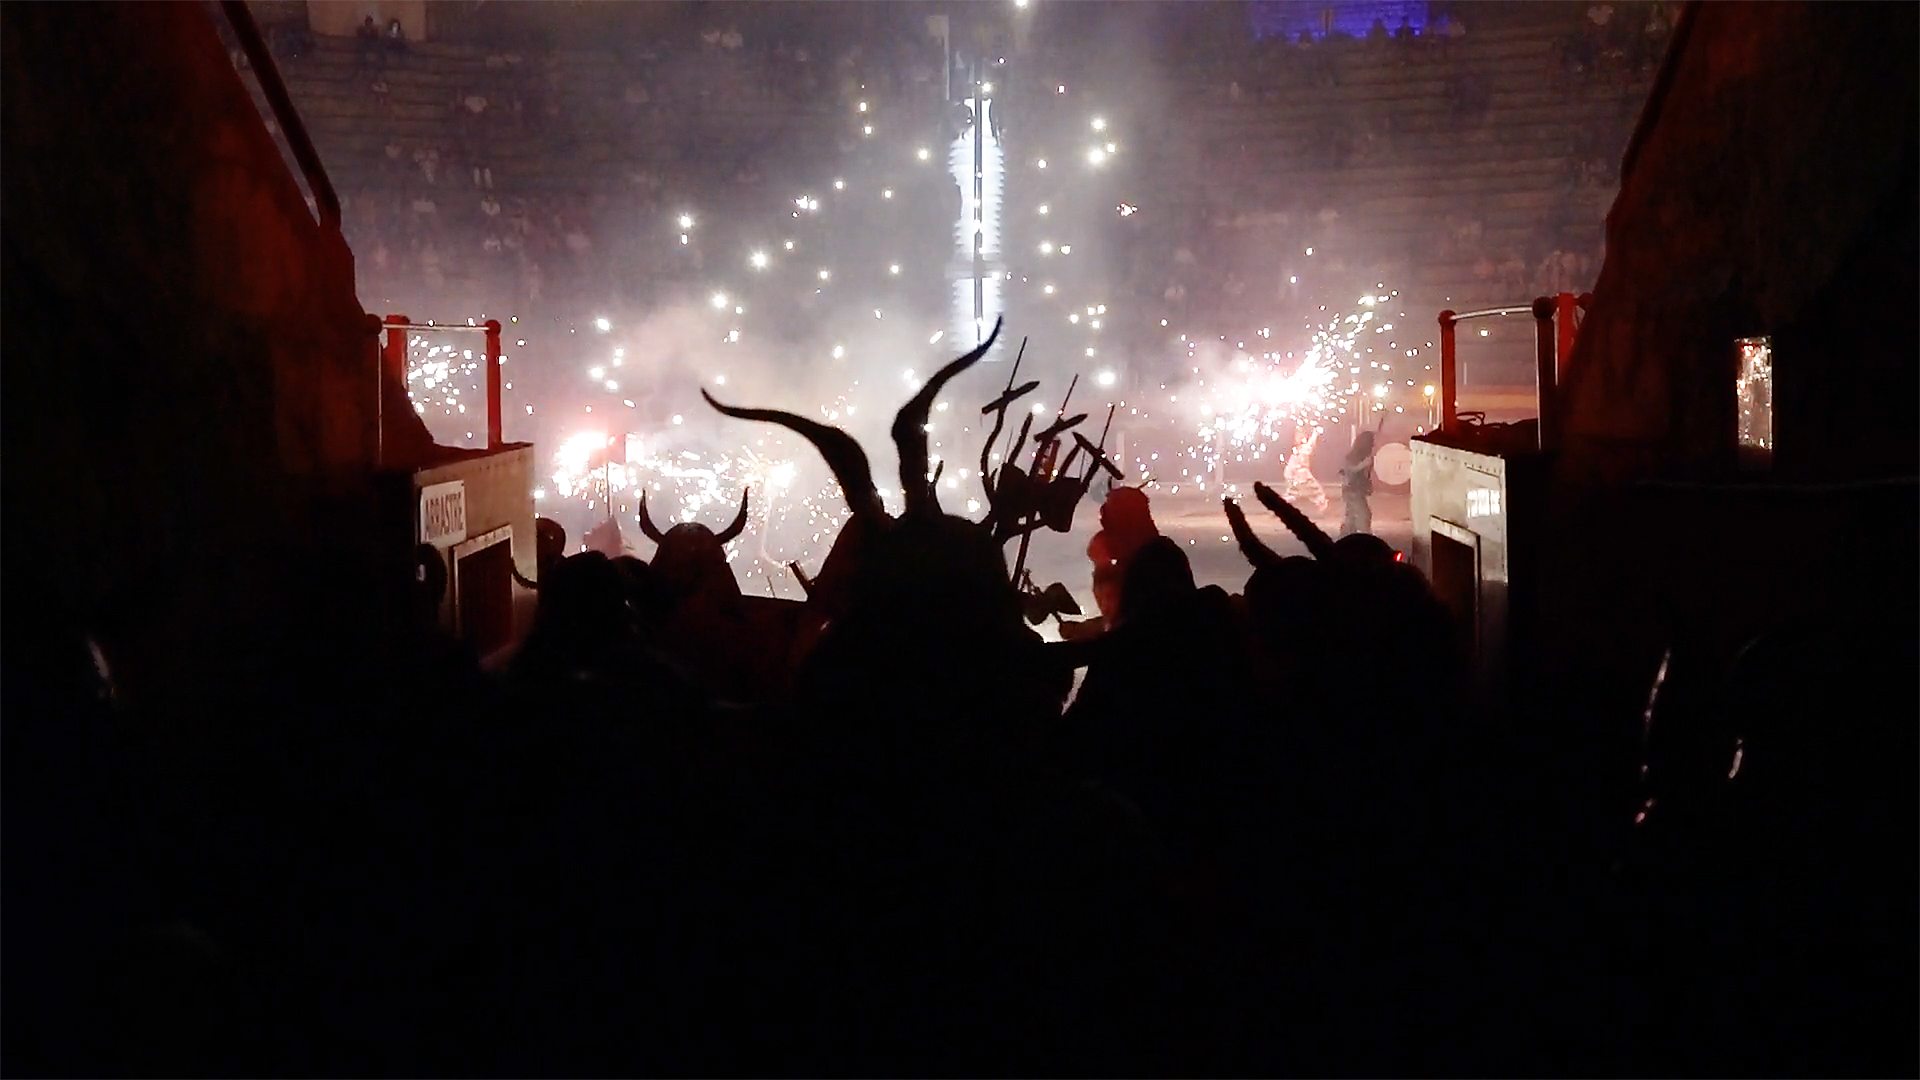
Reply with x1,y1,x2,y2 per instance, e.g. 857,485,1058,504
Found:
1119,536,1196,626
637,489,748,602
1331,531,1397,568
611,555,662,622
1245,555,1330,630
534,517,567,570
525,551,632,662
1099,486,1158,556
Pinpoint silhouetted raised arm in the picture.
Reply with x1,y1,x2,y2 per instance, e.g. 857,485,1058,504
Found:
1223,497,1282,570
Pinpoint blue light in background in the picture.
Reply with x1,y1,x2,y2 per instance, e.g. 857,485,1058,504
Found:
1247,0,1430,42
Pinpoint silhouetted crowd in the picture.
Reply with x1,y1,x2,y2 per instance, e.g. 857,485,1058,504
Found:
8,324,1911,1076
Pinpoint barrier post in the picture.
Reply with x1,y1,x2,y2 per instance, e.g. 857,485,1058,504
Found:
381,314,410,467
484,319,503,449
1531,296,1558,451
1555,291,1580,384
1437,309,1458,434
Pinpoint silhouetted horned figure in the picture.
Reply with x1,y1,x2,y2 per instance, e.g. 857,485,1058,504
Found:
700,317,1063,723
637,487,750,601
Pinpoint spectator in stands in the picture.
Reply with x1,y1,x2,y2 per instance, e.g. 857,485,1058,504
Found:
384,18,409,60
354,15,381,72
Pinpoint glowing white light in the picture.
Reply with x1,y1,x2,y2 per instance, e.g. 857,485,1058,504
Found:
710,292,729,309
863,124,873,136
749,251,769,269
981,82,994,93
1036,158,1048,169
917,147,931,161
883,188,894,199
672,414,684,425
1061,244,1073,254
1015,0,1029,8
817,269,831,281
929,330,945,345
1037,204,1050,215
589,366,605,379
1039,241,1054,254
677,213,695,229
1069,314,1080,324
1105,141,1116,153
1043,284,1056,295
680,234,690,245
784,239,795,251
1056,84,1065,94
833,179,846,191
858,101,869,112
831,344,846,359
594,317,611,332
1097,370,1117,387
769,461,798,489
1087,147,1108,166
889,263,901,275
605,379,619,391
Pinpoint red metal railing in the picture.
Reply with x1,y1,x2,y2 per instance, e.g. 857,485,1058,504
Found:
380,317,505,465
1436,292,1591,450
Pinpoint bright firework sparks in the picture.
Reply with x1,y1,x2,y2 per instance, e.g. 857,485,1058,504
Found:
498,49,1442,586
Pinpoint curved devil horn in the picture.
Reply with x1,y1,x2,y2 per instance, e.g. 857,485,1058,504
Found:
894,317,1002,517
703,389,881,517
636,490,666,543
1252,481,1337,561
714,488,750,543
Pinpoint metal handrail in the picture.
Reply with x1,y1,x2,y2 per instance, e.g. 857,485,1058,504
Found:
380,315,505,466
1437,294,1589,449
1444,305,1535,322
218,0,340,231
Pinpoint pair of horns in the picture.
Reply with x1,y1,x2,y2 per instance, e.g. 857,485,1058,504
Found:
1222,481,1338,567
637,488,750,544
703,317,1003,519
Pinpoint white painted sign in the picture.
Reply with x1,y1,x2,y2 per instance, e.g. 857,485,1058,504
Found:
420,480,468,549
1373,441,1413,487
